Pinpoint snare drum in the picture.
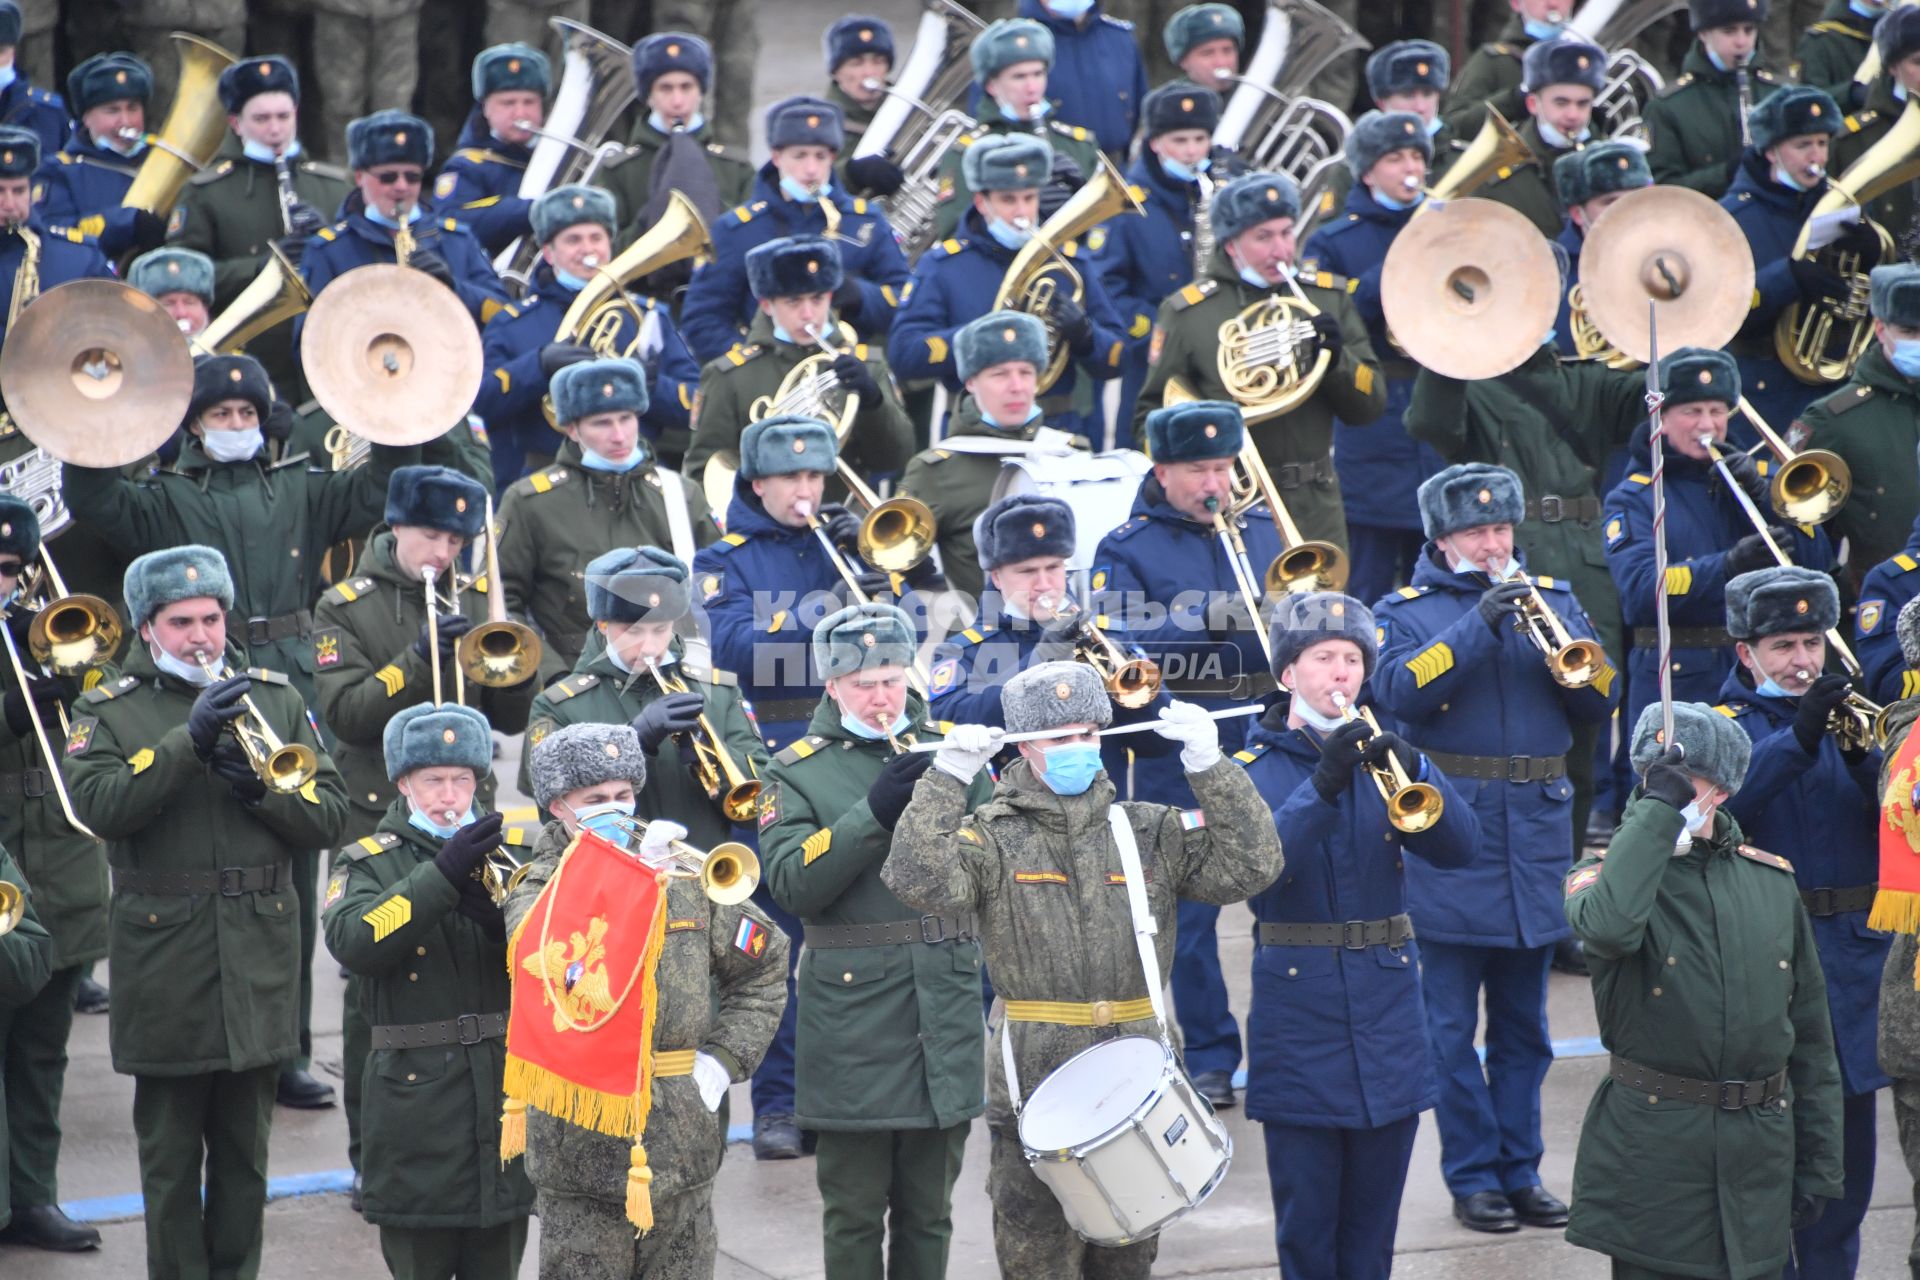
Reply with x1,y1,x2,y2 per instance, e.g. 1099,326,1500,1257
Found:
990,450,1151,578
1017,1035,1232,1245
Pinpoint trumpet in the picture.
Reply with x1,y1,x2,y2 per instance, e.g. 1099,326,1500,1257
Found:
605,814,760,905
0,880,21,935
391,202,416,268
643,657,762,823
1793,670,1892,751
1039,594,1161,710
1329,690,1443,833
194,656,320,793
436,812,531,905
1500,567,1604,688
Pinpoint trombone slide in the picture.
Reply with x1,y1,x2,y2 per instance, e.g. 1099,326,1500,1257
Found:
0,619,95,839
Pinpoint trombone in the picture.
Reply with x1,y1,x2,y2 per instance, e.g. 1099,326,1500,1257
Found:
422,566,459,707
605,814,760,905
1328,690,1443,834
193,656,320,793
1039,594,1161,710
642,657,762,823
1501,567,1604,688
1733,397,1850,525
455,495,543,690
0,607,95,838
18,544,120,674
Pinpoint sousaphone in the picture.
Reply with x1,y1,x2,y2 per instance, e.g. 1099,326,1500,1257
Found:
1380,199,1560,380
1575,185,1755,364
300,264,484,446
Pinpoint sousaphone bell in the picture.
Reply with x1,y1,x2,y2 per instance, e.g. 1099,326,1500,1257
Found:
300,264,484,447
1380,199,1561,380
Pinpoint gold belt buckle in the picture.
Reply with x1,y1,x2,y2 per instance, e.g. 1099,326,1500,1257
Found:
1091,1000,1114,1027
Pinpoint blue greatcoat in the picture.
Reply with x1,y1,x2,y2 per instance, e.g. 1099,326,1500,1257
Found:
0,217,113,350
474,261,698,487
679,165,913,365
32,136,145,257
431,113,534,256
1853,508,1920,705
1721,154,1828,438
996,0,1148,157
1552,219,1584,360
298,204,510,338
0,75,68,160
1088,150,1201,433
887,205,1128,443
1602,426,1831,736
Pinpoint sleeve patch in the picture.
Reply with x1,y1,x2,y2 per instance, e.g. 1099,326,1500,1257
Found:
733,917,771,956
313,627,342,667
1179,809,1206,829
1859,599,1885,634
930,657,958,694
1405,642,1454,688
64,718,94,755
1605,515,1625,548
758,784,781,829
1565,865,1601,896
323,873,347,909
362,895,412,942
128,747,154,775
701,572,724,601
801,828,832,865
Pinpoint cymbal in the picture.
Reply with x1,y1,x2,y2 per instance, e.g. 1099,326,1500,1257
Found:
1577,186,1755,364
1380,199,1561,380
0,280,191,467
299,264,483,445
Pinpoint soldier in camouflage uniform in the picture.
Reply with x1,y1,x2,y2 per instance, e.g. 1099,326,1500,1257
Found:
885,661,1284,1277
508,721,787,1279
307,0,426,169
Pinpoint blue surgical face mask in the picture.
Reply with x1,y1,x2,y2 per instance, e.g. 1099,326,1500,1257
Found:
0,66,18,93
1705,47,1749,74
840,708,912,740
578,445,645,473
570,799,635,841
553,267,590,292
648,110,706,136
1294,698,1346,733
364,203,421,229
779,174,832,203
995,96,1050,122
1535,119,1590,151
772,322,800,345
1754,674,1792,698
1036,742,1103,795
1425,116,1444,137
979,404,1042,431
97,131,144,156
1237,262,1274,289
1854,1,1889,14
1048,0,1095,17
1522,17,1566,40
241,137,299,164
1891,339,1920,379
409,804,475,840
201,428,264,463
1899,82,1912,104
1372,187,1422,212
150,643,216,686
986,215,1035,249
1161,155,1211,183
1453,552,1521,581
1773,164,1814,192
1677,797,1712,835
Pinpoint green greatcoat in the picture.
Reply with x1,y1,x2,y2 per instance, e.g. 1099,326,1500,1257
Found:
828,82,883,197
311,530,549,831
1564,792,1843,1278
899,397,1090,605
1405,351,1646,664
1794,1,1876,100
1827,71,1915,273
593,119,755,251
1133,248,1387,553
681,311,918,505
61,644,349,1076
0,842,55,1233
1644,46,1785,199
760,693,991,1131
321,801,535,1229
1794,342,1920,590
495,439,719,672
1439,16,1535,139
931,100,1104,242
518,640,768,844
1475,116,1576,239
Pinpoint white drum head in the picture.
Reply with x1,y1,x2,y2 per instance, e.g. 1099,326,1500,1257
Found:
1021,1036,1170,1152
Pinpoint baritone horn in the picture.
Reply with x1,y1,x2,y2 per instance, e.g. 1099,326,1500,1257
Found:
608,815,760,905
642,657,762,823
193,657,320,792
457,495,543,688
1329,690,1443,833
1503,568,1603,688
193,244,311,355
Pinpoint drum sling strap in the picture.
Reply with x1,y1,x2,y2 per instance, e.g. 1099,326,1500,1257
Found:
656,466,696,565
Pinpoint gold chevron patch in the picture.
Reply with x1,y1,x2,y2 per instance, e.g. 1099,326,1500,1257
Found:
362,896,411,942
1905,669,1920,700
1405,642,1454,688
375,665,405,697
128,747,154,775
802,828,832,866
1591,660,1617,699
1664,565,1692,596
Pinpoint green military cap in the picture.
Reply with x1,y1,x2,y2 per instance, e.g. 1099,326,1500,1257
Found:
1871,263,1920,327
1554,141,1652,207
1630,700,1750,793
1725,566,1839,640
218,56,299,113
1162,4,1244,63
128,246,214,304
1657,347,1740,409
739,414,836,480
971,19,1055,83
961,132,1052,195
1418,463,1525,539
1746,85,1840,152
383,703,492,781
1002,659,1111,733
124,545,234,626
812,602,916,680
956,310,1047,380
473,42,549,101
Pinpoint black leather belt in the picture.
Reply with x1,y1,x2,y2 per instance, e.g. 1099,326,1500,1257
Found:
750,697,821,724
0,769,51,797
1525,495,1601,524
229,609,312,646
806,913,978,949
1609,1054,1788,1110
1266,455,1334,489
371,1011,509,1050
1258,914,1414,949
1424,750,1566,782
114,862,286,896
1801,884,1877,917
1632,626,1732,649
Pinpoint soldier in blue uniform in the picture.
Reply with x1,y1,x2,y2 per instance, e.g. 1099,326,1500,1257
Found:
1370,462,1619,1234
0,3,63,160
1162,4,1243,89
1002,0,1149,157
299,111,509,338
1717,565,1886,1279
1602,348,1831,742
1303,111,1446,605
889,133,1127,444
474,184,697,487
431,43,548,258
1087,399,1283,1108
1239,592,1478,1280
0,128,111,353
680,96,912,365
1314,41,1460,233
1853,510,1920,704
31,52,166,261
1721,84,1860,437
1550,142,1653,361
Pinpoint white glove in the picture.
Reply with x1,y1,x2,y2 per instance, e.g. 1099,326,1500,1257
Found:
692,1050,730,1112
638,818,688,863
934,722,1001,782
1155,700,1221,772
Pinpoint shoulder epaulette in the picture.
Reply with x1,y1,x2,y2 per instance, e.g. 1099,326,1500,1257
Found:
1843,110,1880,134
710,531,748,552
1105,514,1153,542
245,667,290,686
453,147,490,163
47,225,82,243
1170,279,1217,310
440,217,459,232
53,151,73,165
1534,574,1557,589
683,664,738,687
956,623,998,645
81,674,140,704
938,237,963,256
1306,270,1358,295
1048,121,1091,143
1487,42,1519,57
1753,68,1781,84
317,223,341,242
774,734,829,765
724,343,765,367
188,158,236,186
322,576,378,606
1394,585,1425,599
525,466,570,495
852,197,868,214
1232,742,1271,765
299,158,348,180
345,832,401,861
1098,12,1134,29
548,673,600,702
1663,72,1696,95
1736,843,1794,873
1627,472,1652,485
1894,553,1919,573
1826,383,1875,415
499,302,522,321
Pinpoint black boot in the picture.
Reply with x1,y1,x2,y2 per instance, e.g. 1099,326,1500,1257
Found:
0,1204,102,1251
72,976,108,1014
276,1069,336,1109
751,1113,803,1160
1190,1069,1236,1108
1453,1191,1520,1233
1551,937,1589,976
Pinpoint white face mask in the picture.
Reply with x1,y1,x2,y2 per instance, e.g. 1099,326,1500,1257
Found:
200,428,263,463
150,642,216,686
1293,696,1345,732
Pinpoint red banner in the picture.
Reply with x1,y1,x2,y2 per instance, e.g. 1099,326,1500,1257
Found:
1873,714,1920,976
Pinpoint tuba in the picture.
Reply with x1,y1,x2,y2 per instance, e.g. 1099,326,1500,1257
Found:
193,244,311,356
1215,0,1370,194
1421,107,1533,206
122,33,238,214
991,153,1146,393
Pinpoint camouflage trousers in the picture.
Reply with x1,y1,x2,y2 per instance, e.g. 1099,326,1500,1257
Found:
1895,1077,1920,1276
988,1126,1157,1279
536,1185,715,1280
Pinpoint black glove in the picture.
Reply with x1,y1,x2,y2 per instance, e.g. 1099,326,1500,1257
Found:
412,612,472,661
432,811,506,888
845,153,906,197
208,739,266,802
831,351,879,402
1048,293,1095,356
817,502,862,553
1715,445,1769,507
1791,1191,1826,1231
866,750,934,830
629,691,706,755
1362,728,1417,781
286,199,325,240
539,341,595,378
1641,744,1695,811
1793,672,1853,754
841,569,891,607
1309,312,1344,362
263,399,296,443
187,675,251,760
1789,256,1847,304
270,233,306,270
1476,580,1532,631
1311,719,1373,803
127,208,167,254
900,555,947,593
1834,216,1880,260
408,248,457,291
831,276,864,321
1724,528,1787,576
2,674,61,739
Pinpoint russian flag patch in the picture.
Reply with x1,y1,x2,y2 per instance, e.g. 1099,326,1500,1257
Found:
734,917,770,958
1179,809,1205,830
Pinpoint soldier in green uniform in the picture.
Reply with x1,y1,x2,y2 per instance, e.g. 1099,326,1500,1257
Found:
497,356,718,673
593,34,753,246
519,544,766,840
823,15,896,191
683,236,915,510
128,245,213,339
509,721,787,1279
1829,9,1920,251
62,545,348,1279
61,353,424,1111
167,56,349,406
761,603,992,1277
885,661,1283,1278
1645,0,1785,199
1441,0,1564,138
932,18,1104,242
323,702,534,1279
1795,0,1880,98
0,499,106,1254
1564,701,1843,1278
0,840,54,1237
1477,36,1606,239
1795,264,1920,590
1135,170,1385,555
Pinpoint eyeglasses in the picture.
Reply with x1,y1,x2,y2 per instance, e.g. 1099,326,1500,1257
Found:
370,169,422,186
0,561,24,577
